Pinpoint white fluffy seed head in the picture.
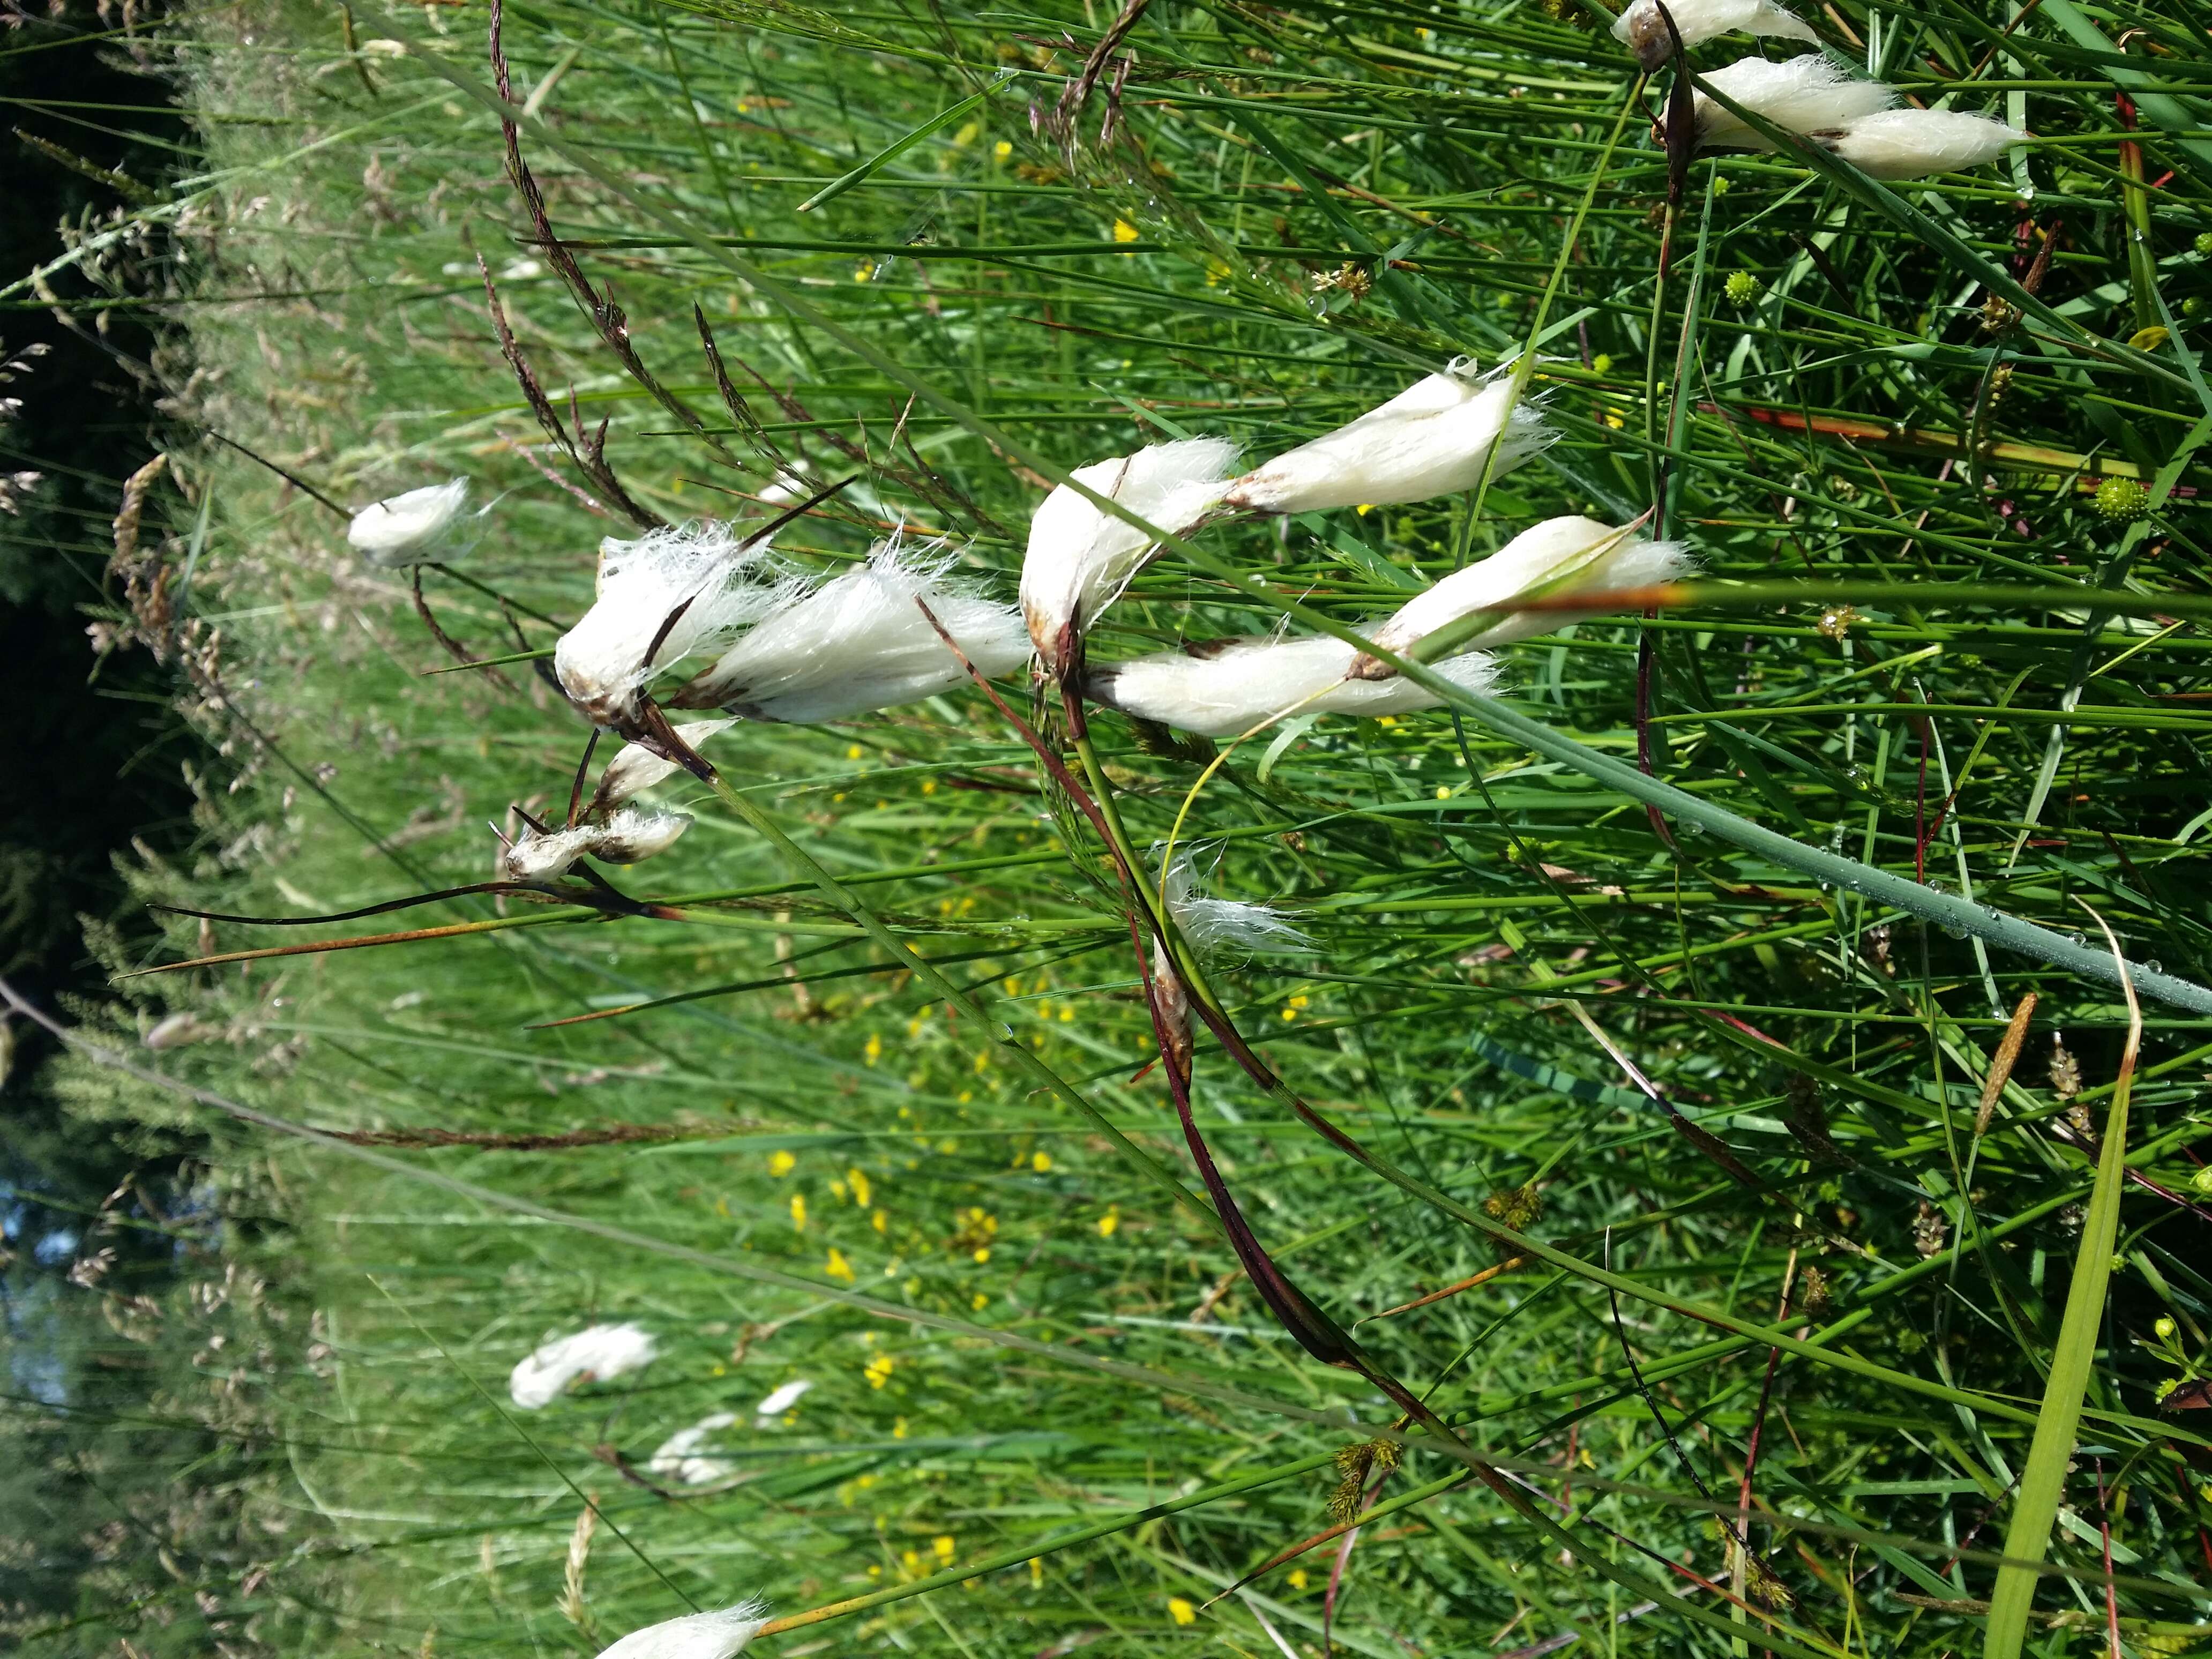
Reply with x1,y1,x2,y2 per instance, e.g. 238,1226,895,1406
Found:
1361,516,1696,666
1090,634,1499,738
1813,108,2024,180
1692,55,1896,149
754,1378,813,1420
646,1412,739,1486
347,479,472,566
593,1604,769,1659
1613,0,1817,69
679,533,1028,721
1222,371,1550,517
554,521,798,727
509,1322,657,1410
500,809,692,881
1161,850,1315,960
590,720,737,817
1020,438,1240,672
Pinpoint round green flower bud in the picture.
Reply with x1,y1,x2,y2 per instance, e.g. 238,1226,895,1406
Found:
2094,476,2149,524
2196,230,2212,257
1724,270,1762,306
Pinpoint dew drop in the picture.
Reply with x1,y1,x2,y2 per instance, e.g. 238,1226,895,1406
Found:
2147,959,2164,975
2066,931,2087,948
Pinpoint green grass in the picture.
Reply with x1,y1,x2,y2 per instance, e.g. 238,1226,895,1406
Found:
14,0,2212,1653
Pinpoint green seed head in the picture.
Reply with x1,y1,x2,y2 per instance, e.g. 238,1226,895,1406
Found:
1724,270,1762,306
2196,231,2212,257
2094,476,2149,524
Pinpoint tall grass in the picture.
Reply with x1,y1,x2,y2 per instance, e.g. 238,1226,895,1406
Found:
14,0,2212,1653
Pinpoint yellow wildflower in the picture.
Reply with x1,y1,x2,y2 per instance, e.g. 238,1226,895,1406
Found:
1098,1208,1119,1238
849,1168,873,1208
826,1248,855,1284
1032,1151,1052,1173
933,1535,956,1564
791,1193,808,1230
768,1149,796,1177
1112,219,1140,243
1168,1597,1197,1626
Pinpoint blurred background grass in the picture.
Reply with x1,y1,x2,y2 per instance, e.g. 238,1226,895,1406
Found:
6,0,2212,1653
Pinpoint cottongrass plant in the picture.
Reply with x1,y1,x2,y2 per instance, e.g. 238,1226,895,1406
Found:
1086,633,1502,737
593,1604,768,1659
1686,55,1897,150
497,809,692,882
507,1322,657,1410
345,477,474,565
1611,0,1816,68
1220,367,1550,515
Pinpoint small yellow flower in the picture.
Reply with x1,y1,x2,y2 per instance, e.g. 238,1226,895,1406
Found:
864,1354,896,1388
850,1168,873,1208
872,1209,888,1234
973,1050,990,1074
1355,503,1374,517
831,1178,848,1201
972,1290,989,1311
1029,1557,1043,1588
791,1193,808,1230
864,1032,883,1066
972,1246,991,1264
934,1534,958,1564
1435,785,1452,799
893,1416,908,1438
1288,1568,1309,1590
1112,219,1141,243
1098,1208,1119,1238
1168,1597,1197,1626
902,1549,922,1577
826,1247,856,1284
993,139,1012,160
921,778,937,795
768,1149,796,1177
847,744,864,760
951,120,980,148
854,263,873,283
1058,1006,1074,1022
1032,1151,1053,1173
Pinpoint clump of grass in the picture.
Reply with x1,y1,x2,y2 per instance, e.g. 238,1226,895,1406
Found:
18,0,2212,1653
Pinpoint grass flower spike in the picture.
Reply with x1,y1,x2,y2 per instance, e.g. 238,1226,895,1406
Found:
1689,55,1896,149
1221,367,1550,516
647,1412,738,1485
1813,108,2025,179
500,809,692,881
507,1322,657,1409
1020,437,1239,673
346,479,473,566
554,521,795,730
1351,515,1694,676
594,1604,768,1659
677,533,1027,720
1088,634,1500,737
1613,0,1817,70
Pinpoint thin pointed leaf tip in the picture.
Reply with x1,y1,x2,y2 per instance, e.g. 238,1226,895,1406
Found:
553,520,799,729
1020,437,1240,674
1614,0,1817,70
1088,633,1500,737
677,530,1028,721
1350,514,1695,677
347,479,475,566
1686,55,1897,151
593,1603,769,1659
1221,365,1551,517
507,1322,657,1409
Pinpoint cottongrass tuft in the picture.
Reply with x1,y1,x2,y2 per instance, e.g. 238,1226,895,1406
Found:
1811,108,2025,180
1689,55,1896,150
647,1412,738,1486
1089,634,1500,737
593,1602,770,1659
1612,0,1816,70
753,1378,813,1421
588,720,738,818
499,809,692,882
554,521,797,728
508,1322,657,1410
1020,437,1240,672
1222,367,1549,516
1162,849,1315,960
677,533,1027,720
347,479,474,566
1351,515,1695,676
